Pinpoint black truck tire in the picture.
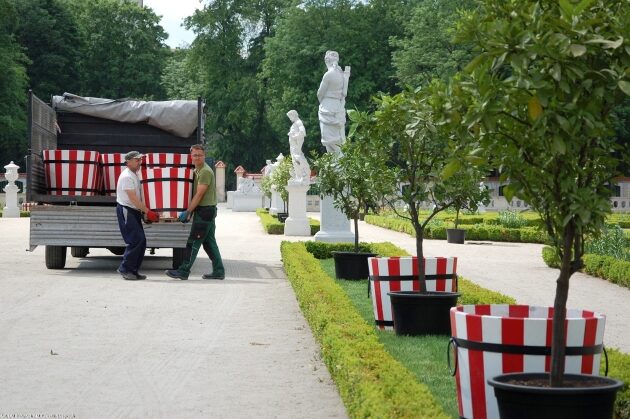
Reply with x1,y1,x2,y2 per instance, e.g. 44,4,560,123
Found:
45,246,67,269
107,247,126,256
71,247,89,258
173,248,187,269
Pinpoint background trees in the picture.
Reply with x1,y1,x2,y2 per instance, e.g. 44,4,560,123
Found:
13,0,82,101
0,0,29,166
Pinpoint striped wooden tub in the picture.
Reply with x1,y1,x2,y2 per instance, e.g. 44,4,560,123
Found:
139,167,194,220
42,150,101,196
99,153,126,196
450,304,606,419
368,256,458,330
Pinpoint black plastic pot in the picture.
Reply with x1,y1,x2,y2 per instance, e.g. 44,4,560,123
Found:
446,228,466,244
387,291,460,336
488,373,623,419
277,212,288,223
332,251,377,280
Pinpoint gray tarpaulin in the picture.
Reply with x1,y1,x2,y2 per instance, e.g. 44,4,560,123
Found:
52,93,199,138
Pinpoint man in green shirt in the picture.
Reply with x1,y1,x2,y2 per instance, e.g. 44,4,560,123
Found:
166,144,225,280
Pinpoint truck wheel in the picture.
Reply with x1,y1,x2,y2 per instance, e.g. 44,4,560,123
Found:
71,247,89,258
107,247,126,256
45,246,67,269
173,248,187,269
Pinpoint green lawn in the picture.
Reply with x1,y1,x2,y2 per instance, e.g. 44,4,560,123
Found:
320,259,459,418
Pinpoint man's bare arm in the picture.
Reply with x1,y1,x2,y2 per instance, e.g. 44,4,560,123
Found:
187,184,209,214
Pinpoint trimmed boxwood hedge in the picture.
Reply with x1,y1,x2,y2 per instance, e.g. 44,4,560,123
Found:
542,246,630,289
281,241,448,418
256,208,320,235
283,240,629,418
365,214,550,243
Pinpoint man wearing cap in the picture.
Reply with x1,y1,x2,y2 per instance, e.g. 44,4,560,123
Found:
116,151,158,280
165,144,225,280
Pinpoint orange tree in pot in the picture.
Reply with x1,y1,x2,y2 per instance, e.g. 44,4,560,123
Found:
313,137,394,279
349,89,489,335
440,0,629,415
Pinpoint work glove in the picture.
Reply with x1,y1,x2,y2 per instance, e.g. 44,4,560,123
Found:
146,210,160,223
178,211,189,223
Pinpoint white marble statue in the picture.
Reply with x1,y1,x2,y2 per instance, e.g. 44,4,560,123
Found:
236,177,260,194
287,110,311,183
317,50,351,154
263,159,274,177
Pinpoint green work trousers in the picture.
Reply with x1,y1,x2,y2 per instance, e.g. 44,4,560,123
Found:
178,206,224,276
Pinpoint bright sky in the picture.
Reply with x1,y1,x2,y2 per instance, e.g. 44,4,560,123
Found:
143,0,204,48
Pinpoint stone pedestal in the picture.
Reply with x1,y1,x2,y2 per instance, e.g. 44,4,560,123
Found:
314,194,354,243
2,183,20,217
284,181,310,236
270,188,285,215
232,191,263,212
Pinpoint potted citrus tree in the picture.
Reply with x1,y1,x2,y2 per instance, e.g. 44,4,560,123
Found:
313,132,393,280
350,88,485,334
446,167,490,244
443,0,627,417
269,155,292,222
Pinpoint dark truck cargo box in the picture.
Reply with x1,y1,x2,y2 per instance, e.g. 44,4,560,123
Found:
26,91,204,269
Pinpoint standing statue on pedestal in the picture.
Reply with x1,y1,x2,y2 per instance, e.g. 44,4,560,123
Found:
287,110,311,183
317,50,351,154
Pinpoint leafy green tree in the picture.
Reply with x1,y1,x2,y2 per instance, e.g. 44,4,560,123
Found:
14,0,82,100
262,0,409,158
69,0,168,99
160,49,205,100
185,0,289,174
269,155,292,212
352,86,488,287
0,0,29,166
391,0,476,88
453,0,629,386
314,139,394,252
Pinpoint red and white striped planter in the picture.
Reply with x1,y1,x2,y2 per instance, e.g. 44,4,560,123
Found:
450,304,606,419
42,150,101,196
144,153,193,169
139,167,194,219
368,256,458,330
99,153,126,196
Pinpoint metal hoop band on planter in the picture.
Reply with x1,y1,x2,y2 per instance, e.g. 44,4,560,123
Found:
368,256,458,330
450,304,607,419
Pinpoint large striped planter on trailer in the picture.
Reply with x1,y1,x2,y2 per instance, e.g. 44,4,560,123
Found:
450,304,606,419
42,150,101,196
144,153,193,169
368,256,458,330
99,153,126,196
139,167,194,220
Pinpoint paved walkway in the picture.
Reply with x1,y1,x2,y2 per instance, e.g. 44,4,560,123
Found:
1,206,628,417
0,207,344,418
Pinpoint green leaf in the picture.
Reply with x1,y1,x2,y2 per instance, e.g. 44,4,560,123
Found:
552,137,566,155
574,0,595,15
559,0,574,17
569,44,587,57
503,184,517,202
619,80,630,96
465,53,486,74
441,160,461,179
528,95,543,121
551,64,561,82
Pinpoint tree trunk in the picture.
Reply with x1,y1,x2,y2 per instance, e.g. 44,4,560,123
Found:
550,223,575,387
414,224,426,292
